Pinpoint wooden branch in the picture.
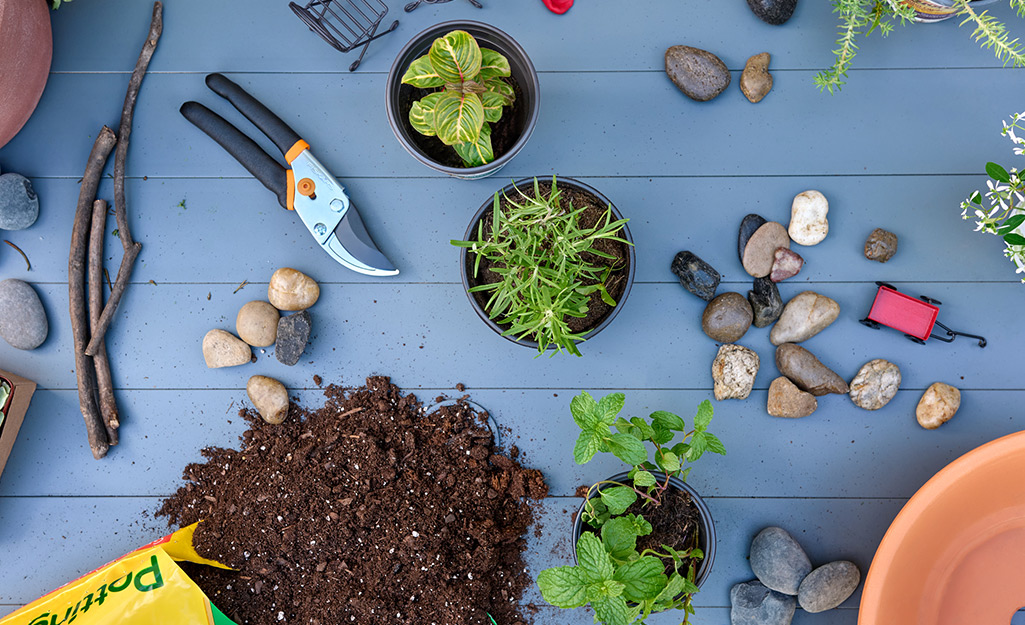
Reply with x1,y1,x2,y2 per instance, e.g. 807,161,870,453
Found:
70,126,116,460
84,1,162,357
89,199,120,446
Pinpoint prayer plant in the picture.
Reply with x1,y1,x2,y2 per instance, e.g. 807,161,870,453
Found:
817,0,1025,93
401,30,516,167
537,392,725,625
451,177,631,357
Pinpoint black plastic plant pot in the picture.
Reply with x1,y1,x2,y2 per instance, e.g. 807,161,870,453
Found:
385,20,540,180
458,177,636,352
571,472,717,590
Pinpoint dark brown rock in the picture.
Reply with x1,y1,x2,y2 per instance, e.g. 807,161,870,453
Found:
775,343,849,396
740,52,773,103
702,292,753,343
864,228,898,263
665,45,731,102
749,277,783,328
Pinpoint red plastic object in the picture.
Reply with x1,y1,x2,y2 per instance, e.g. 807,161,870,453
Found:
543,0,573,14
865,285,939,341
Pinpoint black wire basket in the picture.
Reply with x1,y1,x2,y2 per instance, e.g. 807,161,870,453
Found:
289,0,399,71
404,0,482,11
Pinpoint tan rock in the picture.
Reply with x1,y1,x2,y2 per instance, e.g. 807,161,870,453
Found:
236,301,280,347
712,344,760,400
268,267,320,311
770,291,840,345
767,376,818,418
775,343,849,396
917,382,961,429
202,329,252,368
247,375,290,425
742,222,790,278
740,52,773,103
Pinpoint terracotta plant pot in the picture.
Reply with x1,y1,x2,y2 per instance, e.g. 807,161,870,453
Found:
0,0,53,149
458,177,636,352
571,472,717,589
386,20,540,180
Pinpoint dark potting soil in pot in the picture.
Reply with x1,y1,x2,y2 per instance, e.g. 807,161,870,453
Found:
157,376,548,625
467,181,631,335
399,77,525,169
579,487,702,577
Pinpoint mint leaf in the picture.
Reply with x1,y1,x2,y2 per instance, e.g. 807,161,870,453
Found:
600,486,637,516
601,517,640,561
574,428,605,464
656,450,681,473
704,432,726,455
655,572,687,603
592,596,631,625
651,410,685,432
570,391,598,428
576,532,614,580
651,422,674,445
626,513,652,536
606,432,647,466
671,441,689,459
537,566,592,608
597,392,626,422
613,556,667,603
694,400,713,432
613,417,634,436
686,432,708,462
629,416,656,441
632,470,657,488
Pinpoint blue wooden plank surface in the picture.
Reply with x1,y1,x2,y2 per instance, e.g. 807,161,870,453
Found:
3,0,1025,622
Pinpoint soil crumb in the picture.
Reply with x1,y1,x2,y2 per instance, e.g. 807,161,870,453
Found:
158,376,547,625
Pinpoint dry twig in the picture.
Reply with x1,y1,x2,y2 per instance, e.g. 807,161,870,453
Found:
84,1,162,357
4,240,30,270
89,199,120,446
233,280,249,294
70,126,116,460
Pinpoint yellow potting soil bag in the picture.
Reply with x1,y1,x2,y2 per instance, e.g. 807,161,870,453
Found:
0,524,235,625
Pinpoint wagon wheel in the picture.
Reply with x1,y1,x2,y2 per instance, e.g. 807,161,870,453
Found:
904,334,927,345
875,281,897,290
860,318,881,329
919,295,943,306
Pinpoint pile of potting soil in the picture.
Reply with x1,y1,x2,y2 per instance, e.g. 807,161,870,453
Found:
158,376,548,625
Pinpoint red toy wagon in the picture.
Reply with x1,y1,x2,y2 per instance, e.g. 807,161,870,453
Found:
860,282,987,347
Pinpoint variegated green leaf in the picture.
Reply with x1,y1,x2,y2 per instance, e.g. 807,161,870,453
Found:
401,54,444,88
453,122,493,167
479,47,512,80
408,92,443,137
433,91,484,146
481,91,508,123
483,78,516,105
428,30,482,83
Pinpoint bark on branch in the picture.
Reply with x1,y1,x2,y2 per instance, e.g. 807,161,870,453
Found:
89,199,120,446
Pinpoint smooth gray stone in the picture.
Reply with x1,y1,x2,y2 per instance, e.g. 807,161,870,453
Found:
731,580,796,625
746,0,798,25
798,560,861,613
749,277,783,328
0,279,47,350
738,214,767,263
750,526,812,595
275,310,311,366
671,250,721,301
665,45,731,102
0,173,40,230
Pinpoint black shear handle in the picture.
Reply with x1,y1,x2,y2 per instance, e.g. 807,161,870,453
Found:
205,73,302,157
181,102,289,209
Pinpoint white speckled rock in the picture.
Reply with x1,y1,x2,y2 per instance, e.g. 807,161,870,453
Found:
750,527,812,595
770,291,839,345
247,375,289,425
0,279,47,349
712,344,760,400
849,359,901,410
798,561,861,613
788,190,829,246
916,382,961,429
202,329,252,368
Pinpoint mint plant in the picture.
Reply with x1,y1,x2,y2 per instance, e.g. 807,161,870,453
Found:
401,30,516,167
451,177,631,357
537,392,725,625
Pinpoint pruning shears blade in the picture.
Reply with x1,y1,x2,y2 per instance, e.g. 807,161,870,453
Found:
325,205,399,277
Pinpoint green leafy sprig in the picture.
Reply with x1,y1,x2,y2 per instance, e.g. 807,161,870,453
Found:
961,111,1025,280
537,393,725,625
401,30,515,167
451,177,631,357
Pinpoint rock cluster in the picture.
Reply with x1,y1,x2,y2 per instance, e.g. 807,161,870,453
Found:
732,525,860,624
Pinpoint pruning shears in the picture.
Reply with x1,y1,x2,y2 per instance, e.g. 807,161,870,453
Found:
180,73,398,276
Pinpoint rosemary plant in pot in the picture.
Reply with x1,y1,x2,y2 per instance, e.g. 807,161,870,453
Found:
537,393,724,625
452,177,635,357
817,0,1018,93
386,21,540,179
